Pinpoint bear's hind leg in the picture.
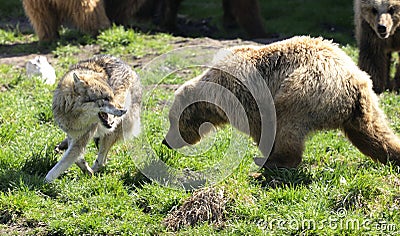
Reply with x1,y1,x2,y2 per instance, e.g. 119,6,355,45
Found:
343,86,400,165
344,118,400,166
23,0,60,42
70,0,111,36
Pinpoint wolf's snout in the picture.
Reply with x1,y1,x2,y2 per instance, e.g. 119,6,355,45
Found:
162,138,172,149
117,109,127,116
100,105,127,117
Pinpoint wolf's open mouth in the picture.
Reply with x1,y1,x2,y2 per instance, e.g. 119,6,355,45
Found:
98,112,112,129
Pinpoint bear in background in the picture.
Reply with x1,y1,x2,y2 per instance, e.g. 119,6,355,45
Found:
163,36,400,168
105,0,268,38
104,0,181,31
221,0,267,38
23,0,267,42
22,0,111,42
354,0,400,93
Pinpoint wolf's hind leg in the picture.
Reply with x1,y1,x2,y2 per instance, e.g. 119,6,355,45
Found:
45,133,91,182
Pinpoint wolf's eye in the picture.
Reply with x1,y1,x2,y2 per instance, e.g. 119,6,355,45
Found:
84,98,96,103
389,6,395,15
372,7,378,15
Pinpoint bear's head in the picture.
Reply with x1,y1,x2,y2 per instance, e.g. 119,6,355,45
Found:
361,0,400,38
162,80,228,149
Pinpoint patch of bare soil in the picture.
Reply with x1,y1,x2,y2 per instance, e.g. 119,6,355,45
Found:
0,209,48,236
0,35,280,73
0,222,48,236
0,14,281,71
0,44,101,70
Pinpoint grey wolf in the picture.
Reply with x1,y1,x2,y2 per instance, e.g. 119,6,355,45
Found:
46,55,141,182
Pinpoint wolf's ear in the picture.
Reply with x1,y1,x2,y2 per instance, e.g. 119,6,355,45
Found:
72,73,85,94
73,73,81,84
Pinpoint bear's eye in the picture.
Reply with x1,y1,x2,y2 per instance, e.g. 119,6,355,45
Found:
389,6,395,15
372,7,378,15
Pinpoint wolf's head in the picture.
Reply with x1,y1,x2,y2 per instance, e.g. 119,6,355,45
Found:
72,73,127,129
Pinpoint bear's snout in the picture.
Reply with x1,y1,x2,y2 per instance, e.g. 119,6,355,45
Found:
377,24,387,35
376,13,393,38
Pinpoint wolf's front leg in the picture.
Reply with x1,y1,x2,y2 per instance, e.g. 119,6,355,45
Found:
75,157,94,176
92,131,120,173
45,133,91,182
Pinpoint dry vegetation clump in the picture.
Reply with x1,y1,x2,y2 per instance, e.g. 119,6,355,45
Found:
163,187,228,230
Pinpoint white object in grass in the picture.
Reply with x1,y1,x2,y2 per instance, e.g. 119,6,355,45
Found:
26,56,56,85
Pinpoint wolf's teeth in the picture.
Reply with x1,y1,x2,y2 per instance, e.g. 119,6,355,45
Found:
98,112,114,129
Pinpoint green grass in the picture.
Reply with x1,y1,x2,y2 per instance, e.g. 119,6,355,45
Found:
1,0,400,235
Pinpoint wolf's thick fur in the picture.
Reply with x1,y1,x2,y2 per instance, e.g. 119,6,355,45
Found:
45,55,141,182
22,0,111,42
163,36,400,168
354,0,400,93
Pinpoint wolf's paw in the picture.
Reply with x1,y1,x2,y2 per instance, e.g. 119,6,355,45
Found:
76,159,94,176
91,163,105,174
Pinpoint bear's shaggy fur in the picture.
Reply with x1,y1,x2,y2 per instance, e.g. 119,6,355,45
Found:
222,0,267,38
22,0,111,42
354,0,400,93
163,36,400,168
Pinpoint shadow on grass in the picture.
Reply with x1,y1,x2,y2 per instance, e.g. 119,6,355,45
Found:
0,42,53,57
0,170,60,199
0,145,61,198
252,167,314,189
0,30,96,58
119,168,152,192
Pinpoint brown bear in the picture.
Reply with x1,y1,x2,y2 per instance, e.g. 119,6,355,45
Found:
162,36,400,168
354,0,400,93
22,0,111,42
104,0,267,38
103,0,182,32
23,0,267,42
